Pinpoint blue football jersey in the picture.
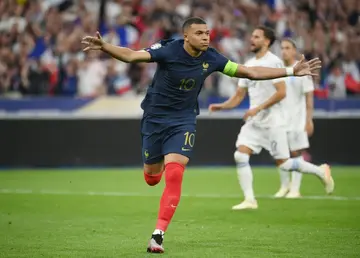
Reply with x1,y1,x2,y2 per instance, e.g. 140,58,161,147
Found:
141,39,232,118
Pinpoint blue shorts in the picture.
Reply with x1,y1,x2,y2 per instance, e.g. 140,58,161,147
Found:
141,115,196,164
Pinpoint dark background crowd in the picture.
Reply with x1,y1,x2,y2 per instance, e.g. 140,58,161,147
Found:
0,0,359,99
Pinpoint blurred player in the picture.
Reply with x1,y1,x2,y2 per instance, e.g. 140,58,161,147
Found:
209,26,334,210
274,38,315,199
81,18,322,253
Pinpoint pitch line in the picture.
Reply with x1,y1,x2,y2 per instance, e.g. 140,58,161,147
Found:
0,188,359,201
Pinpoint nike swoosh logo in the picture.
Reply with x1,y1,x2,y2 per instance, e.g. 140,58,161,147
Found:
182,147,191,151
170,204,177,208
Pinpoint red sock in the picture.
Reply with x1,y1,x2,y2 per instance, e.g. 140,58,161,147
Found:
155,162,185,232
144,170,164,186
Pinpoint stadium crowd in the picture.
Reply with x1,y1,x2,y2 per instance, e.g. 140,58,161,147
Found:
0,0,359,99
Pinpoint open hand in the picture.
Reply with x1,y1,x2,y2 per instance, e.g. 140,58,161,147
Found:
243,107,260,121
81,31,105,52
294,55,322,77
305,120,314,136
208,103,224,112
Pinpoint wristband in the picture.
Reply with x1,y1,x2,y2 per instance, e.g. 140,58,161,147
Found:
286,67,294,76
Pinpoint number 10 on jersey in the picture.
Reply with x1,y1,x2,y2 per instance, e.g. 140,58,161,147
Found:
184,132,195,147
179,78,196,91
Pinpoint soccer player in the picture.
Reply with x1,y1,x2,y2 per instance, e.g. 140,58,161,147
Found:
209,26,334,210
273,38,315,199
81,18,321,253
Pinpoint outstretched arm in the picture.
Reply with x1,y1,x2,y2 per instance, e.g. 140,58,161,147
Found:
242,81,286,120
305,91,314,136
102,44,151,63
209,87,247,112
81,32,151,63
222,55,321,79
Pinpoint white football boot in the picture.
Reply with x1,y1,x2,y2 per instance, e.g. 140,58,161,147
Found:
232,199,258,210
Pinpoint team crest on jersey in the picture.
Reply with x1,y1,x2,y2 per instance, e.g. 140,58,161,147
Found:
202,62,209,73
150,43,162,50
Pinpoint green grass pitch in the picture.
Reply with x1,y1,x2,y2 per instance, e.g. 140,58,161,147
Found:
0,167,359,258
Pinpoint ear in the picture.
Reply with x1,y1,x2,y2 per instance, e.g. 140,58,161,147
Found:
183,32,188,42
265,38,270,48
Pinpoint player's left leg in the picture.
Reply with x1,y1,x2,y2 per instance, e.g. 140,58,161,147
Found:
271,130,334,195
146,125,194,253
275,131,307,198
279,131,311,198
275,150,304,198
286,150,304,198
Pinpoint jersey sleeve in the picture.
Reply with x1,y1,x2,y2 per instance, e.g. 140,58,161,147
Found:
302,76,315,93
211,48,238,77
272,59,286,84
238,78,249,88
144,41,170,63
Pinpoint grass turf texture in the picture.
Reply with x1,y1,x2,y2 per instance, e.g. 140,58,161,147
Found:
0,167,359,258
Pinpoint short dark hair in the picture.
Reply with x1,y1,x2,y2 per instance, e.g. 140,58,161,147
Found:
256,25,276,47
281,38,297,49
182,17,207,32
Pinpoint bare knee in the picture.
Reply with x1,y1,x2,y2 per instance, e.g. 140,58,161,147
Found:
237,145,253,155
164,153,189,167
290,150,302,158
275,159,288,167
143,162,164,175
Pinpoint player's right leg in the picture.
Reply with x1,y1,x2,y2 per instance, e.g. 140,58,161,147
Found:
141,116,165,186
143,162,164,186
232,123,263,210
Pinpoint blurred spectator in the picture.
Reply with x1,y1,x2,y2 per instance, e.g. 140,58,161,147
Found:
326,62,347,99
0,0,359,99
77,51,107,97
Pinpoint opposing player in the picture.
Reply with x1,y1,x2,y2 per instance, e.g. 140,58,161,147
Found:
81,18,322,253
209,26,334,210
274,38,315,198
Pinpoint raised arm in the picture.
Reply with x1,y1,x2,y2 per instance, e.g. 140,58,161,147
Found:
209,87,247,112
81,31,151,63
222,55,321,79
305,91,314,136
303,75,315,136
256,81,286,110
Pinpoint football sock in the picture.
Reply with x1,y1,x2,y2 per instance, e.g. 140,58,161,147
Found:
234,151,255,201
279,167,291,189
280,158,324,179
290,157,304,193
144,170,164,186
155,162,184,232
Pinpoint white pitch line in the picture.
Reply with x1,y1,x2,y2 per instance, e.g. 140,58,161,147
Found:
0,188,360,201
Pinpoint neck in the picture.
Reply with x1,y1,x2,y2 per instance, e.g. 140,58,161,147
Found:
183,42,202,57
255,47,269,59
284,59,296,67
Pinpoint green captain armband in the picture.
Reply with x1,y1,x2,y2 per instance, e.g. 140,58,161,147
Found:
222,60,238,77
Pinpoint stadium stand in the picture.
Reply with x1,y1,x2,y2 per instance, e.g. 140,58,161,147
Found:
0,0,359,99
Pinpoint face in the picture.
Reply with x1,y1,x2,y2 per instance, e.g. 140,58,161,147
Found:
281,41,296,63
250,29,269,53
184,23,210,51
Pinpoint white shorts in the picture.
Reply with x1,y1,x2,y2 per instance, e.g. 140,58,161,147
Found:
235,122,290,160
287,131,309,152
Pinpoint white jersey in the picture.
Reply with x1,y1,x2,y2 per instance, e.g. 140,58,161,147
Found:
284,62,314,131
238,51,287,128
